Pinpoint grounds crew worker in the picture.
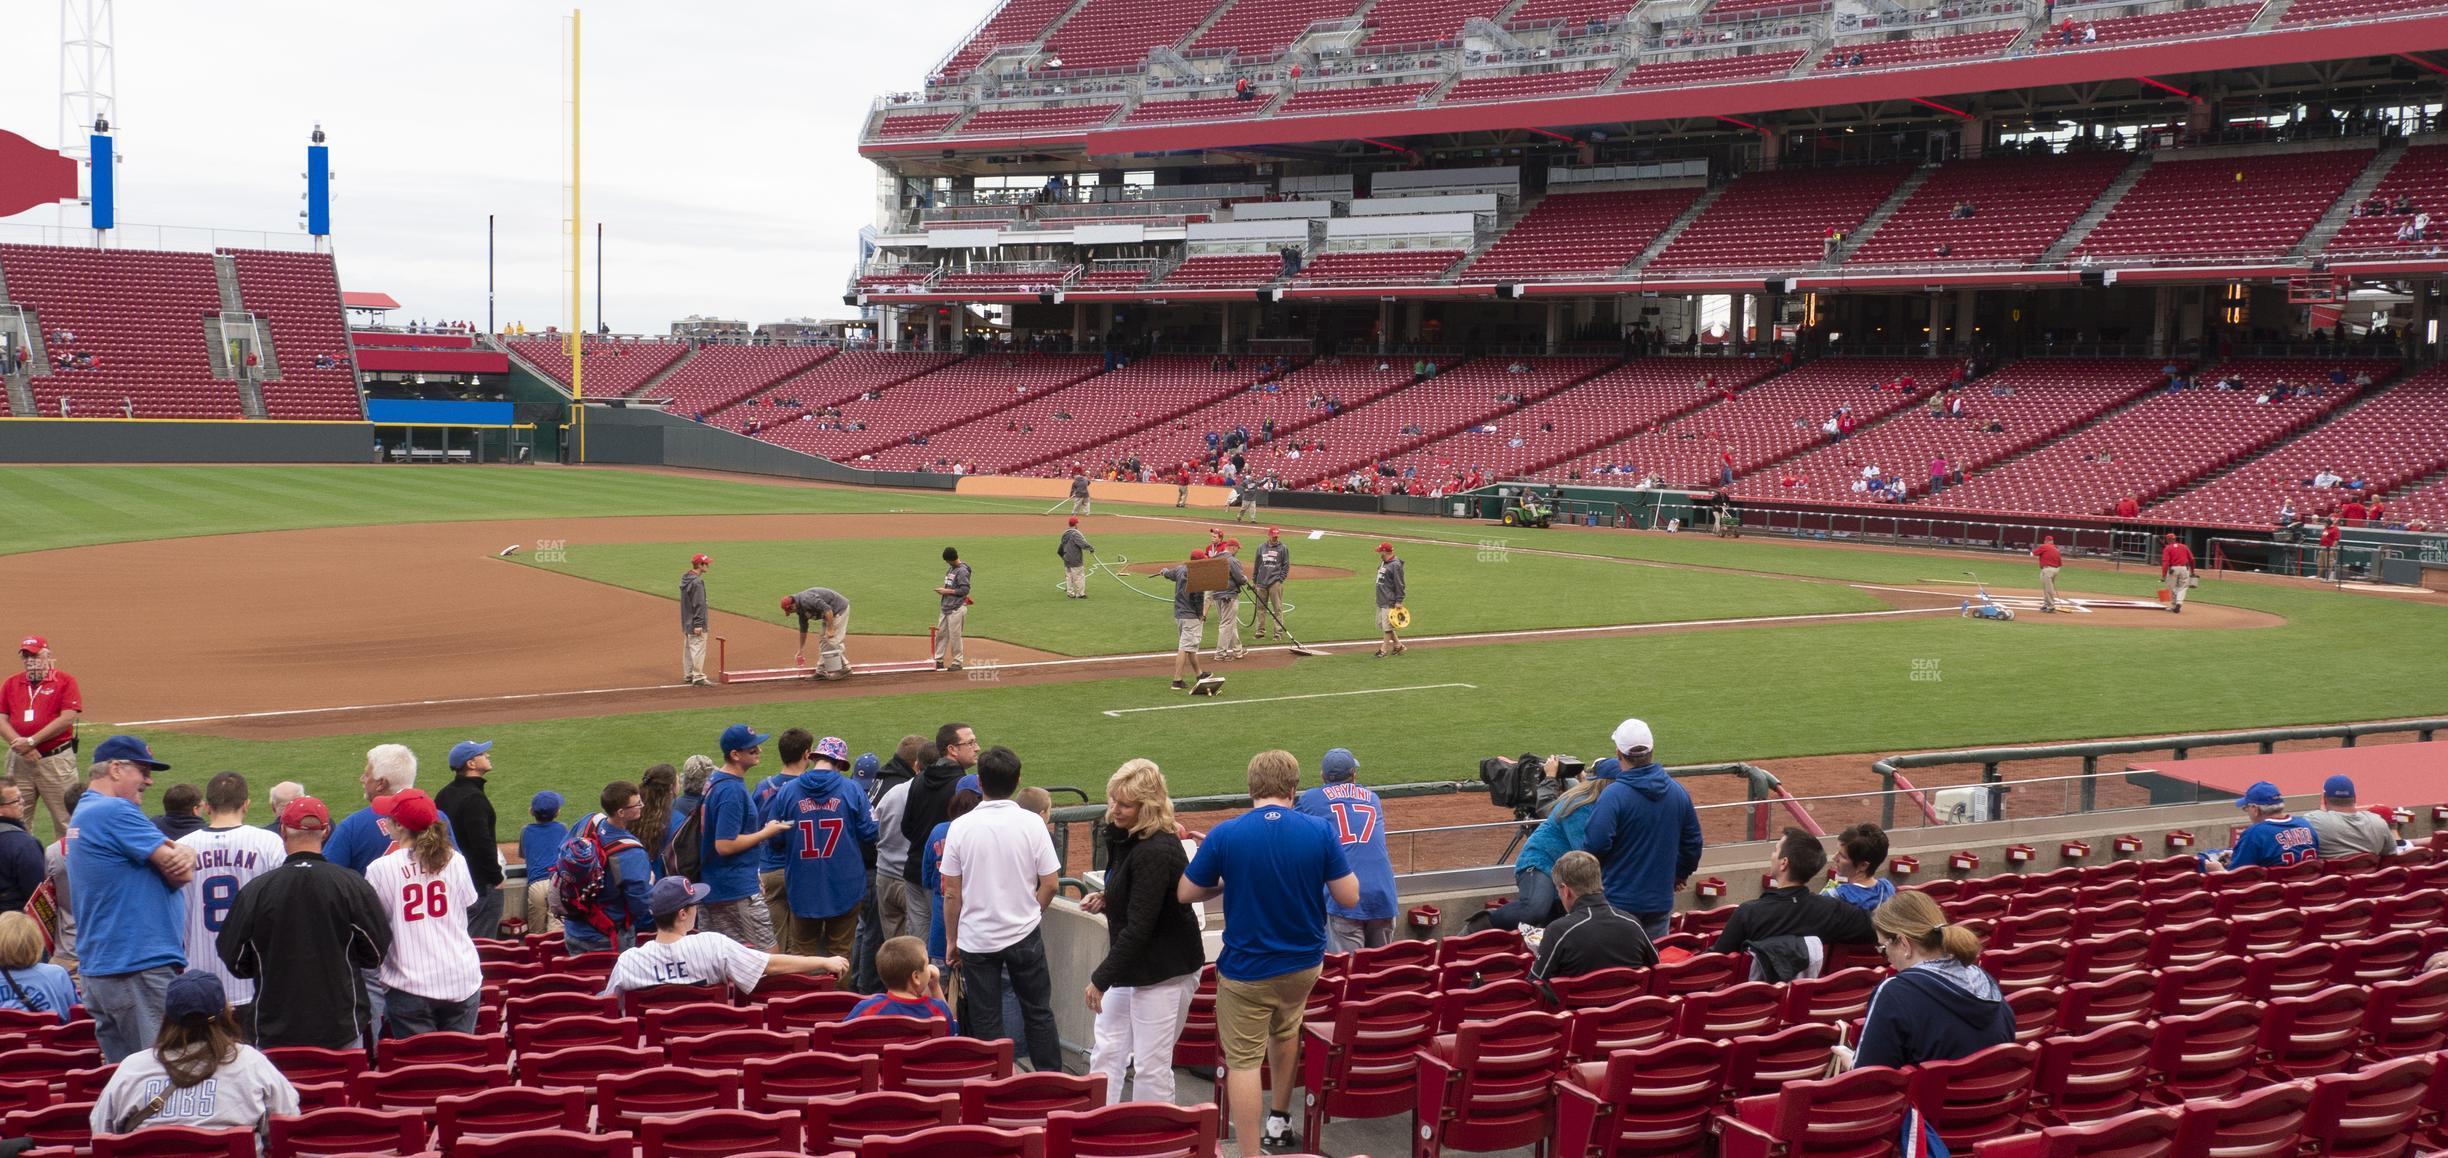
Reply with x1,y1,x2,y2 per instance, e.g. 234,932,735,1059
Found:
2,637,82,839
934,547,971,672
1373,542,1407,657
781,587,853,680
2031,535,2064,613
1210,538,1251,660
680,555,712,686
1251,528,1291,641
1157,551,1210,692
1058,518,1094,600
2161,533,2196,615
1069,468,1092,517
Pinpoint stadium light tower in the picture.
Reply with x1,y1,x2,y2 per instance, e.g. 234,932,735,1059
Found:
57,0,118,233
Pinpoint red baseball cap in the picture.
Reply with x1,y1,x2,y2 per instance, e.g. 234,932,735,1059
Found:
692,553,712,567
779,595,797,611
1376,541,1395,553
372,789,442,834
16,636,44,655
279,796,331,832
1067,517,1079,526
1189,549,1207,560
1267,527,1280,537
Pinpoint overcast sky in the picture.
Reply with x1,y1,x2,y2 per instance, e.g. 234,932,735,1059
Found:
0,0,994,332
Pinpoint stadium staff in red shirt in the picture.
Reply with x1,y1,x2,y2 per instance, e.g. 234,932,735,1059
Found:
2161,533,2197,614
2030,535,2064,614
2,637,83,841
2318,519,2343,581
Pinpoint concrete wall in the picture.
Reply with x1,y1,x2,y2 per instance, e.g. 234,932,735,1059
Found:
579,405,955,489
0,418,376,463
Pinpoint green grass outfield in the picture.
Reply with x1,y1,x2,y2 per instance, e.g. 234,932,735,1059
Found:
519,532,1883,656
10,465,2445,817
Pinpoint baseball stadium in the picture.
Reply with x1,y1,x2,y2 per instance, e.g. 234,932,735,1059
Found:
4,1,2448,1155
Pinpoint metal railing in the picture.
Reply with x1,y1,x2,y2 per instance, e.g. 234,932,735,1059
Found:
0,222,322,253
1871,719,2448,829
1725,501,2154,557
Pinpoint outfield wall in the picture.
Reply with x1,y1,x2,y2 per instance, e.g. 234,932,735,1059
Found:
0,418,376,463
954,474,1235,507
578,405,955,489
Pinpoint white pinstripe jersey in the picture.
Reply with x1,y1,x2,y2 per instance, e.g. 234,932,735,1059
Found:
175,825,287,1006
366,847,483,1001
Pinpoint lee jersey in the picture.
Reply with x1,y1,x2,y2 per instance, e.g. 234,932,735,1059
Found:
366,848,483,1002
176,825,287,1006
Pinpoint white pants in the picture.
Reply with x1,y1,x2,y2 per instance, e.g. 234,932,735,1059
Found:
1065,565,1086,597
2168,566,2192,608
1089,971,1197,1106
2038,566,2060,610
1213,596,1241,655
1073,495,1092,516
818,612,850,674
682,631,709,682
935,607,965,666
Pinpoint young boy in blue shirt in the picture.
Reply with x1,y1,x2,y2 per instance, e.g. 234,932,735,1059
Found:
519,792,569,935
845,935,956,1032
1822,822,1896,913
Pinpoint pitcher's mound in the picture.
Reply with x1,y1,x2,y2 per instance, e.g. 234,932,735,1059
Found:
1858,582,2283,630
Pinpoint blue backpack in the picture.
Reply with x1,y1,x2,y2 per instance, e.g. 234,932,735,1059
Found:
552,815,641,936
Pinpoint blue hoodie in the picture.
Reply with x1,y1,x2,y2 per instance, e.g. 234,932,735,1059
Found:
1855,958,2015,1070
1515,758,1619,875
764,765,878,920
754,771,796,874
1579,761,1702,915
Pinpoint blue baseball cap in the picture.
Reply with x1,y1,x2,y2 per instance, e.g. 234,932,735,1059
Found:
648,876,712,918
956,774,982,795
530,790,564,817
719,723,771,755
2323,775,2357,800
1587,757,1622,779
448,740,494,770
164,970,226,1024
2235,781,2287,809
1321,747,1360,783
854,753,881,776
91,734,170,771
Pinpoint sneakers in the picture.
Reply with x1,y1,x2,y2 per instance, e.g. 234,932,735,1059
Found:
1171,680,1188,691
684,675,712,687
1260,1111,1301,1153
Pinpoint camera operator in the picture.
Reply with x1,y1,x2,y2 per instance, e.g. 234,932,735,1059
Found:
1580,718,1701,941
1476,758,1616,932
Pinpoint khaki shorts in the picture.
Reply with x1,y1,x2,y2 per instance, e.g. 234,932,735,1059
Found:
1215,965,1320,1071
1177,618,1203,652
1375,606,1395,632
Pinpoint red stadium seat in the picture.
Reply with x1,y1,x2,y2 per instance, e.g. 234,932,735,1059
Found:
1675,980,1784,1040
798,1091,959,1153
1555,1036,1729,1158
88,1128,254,1158
759,989,861,1031
637,1110,797,1158
1565,994,1680,1061
1543,965,1648,1009
958,1071,1104,1130
511,1013,639,1054
2060,972,2157,1034
2008,986,2064,1043
595,1067,739,1133
503,991,618,1027
2257,984,2368,1080
1712,1066,1913,1158
0,1080,49,1116
2168,1081,2310,1158
1413,1009,1570,1158
878,1036,1013,1094
2141,1000,2262,1105
1433,977,1543,1033
1043,1102,1216,1158
352,1063,510,1112
1968,1105,2180,1157
267,1107,430,1157
1296,987,1439,1149
1907,1041,2041,1150
1782,968,1879,1024
1724,1023,1843,1097
858,1124,1044,1158
1,1100,95,1152
262,1047,367,1088
434,1086,592,1147
641,1002,762,1045
450,1128,635,1157
741,1051,877,1110
2034,1022,2154,1124
374,1030,507,1070
2150,959,2251,1018
2305,1053,2434,1158
616,984,714,1019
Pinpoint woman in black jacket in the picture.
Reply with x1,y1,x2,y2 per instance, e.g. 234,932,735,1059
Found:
1081,759,1206,1105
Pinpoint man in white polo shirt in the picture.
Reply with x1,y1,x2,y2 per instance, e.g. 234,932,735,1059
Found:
940,745,1061,1071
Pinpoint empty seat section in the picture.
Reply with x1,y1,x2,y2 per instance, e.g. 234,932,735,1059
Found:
858,356,1259,474
2074,149,2373,261
1935,359,2391,515
934,0,1080,79
1648,164,1911,271
1817,27,2019,69
1621,49,1805,89
226,249,364,420
1120,95,1269,124
1442,66,1614,103
635,346,834,421
1391,358,1766,484
1732,359,2166,503
506,337,690,397
1290,249,1462,285
1040,0,1223,70
857,268,938,294
933,267,1081,294
1160,254,1286,287
1545,359,1948,486
3,244,241,419
952,103,1122,136
1070,264,1159,289
1190,0,1362,57
2388,472,2448,527
755,354,1102,463
1276,358,1612,486
1077,359,1420,476
1365,0,1511,45
873,110,962,139
2056,2,2263,45
1279,80,1439,114
2148,365,2448,527
1508,0,1638,26
2283,0,2448,22
1845,154,2130,266
701,351,955,436
1463,187,1701,281
2326,144,2448,257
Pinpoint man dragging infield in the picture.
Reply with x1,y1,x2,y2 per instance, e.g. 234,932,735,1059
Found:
1156,551,1212,693
780,587,852,680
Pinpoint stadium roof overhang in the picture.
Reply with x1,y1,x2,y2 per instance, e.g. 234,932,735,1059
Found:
858,15,2448,164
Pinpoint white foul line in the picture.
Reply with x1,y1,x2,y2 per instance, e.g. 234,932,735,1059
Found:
1103,683,1479,716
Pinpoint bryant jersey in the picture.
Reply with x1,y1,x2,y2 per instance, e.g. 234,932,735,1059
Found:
1297,783,1398,921
366,848,484,1002
176,825,287,1006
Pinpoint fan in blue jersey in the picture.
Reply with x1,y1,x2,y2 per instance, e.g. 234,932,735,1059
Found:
764,736,878,959
2215,780,2321,871
1296,747,1398,951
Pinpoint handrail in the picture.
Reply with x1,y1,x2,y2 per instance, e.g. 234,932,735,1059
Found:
1869,719,2448,827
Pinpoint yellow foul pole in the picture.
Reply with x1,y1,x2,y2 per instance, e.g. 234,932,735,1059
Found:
570,9,585,462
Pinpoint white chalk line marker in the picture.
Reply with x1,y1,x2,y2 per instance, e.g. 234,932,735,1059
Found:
1103,683,1479,716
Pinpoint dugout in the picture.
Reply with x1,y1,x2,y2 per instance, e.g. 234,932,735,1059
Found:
1447,482,1707,529
365,399,541,464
